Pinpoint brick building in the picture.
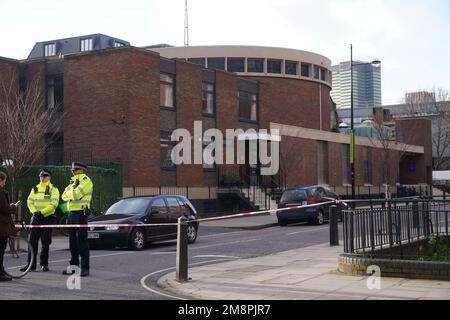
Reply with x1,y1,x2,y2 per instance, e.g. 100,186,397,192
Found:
0,35,432,195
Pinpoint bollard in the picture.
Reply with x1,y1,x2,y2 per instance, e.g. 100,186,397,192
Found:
176,217,189,283
329,205,339,246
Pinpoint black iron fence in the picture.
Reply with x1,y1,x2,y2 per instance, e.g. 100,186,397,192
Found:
343,198,450,261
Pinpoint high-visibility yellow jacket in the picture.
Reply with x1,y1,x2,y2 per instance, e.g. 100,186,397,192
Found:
62,173,93,212
27,181,60,217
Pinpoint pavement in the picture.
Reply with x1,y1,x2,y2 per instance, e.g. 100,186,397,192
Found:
158,213,450,300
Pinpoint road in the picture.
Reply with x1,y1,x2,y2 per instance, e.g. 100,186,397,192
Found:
0,222,342,300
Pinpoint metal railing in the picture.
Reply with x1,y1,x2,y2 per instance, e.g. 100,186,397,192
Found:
343,198,450,261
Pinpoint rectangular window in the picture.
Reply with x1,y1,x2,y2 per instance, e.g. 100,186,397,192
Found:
317,141,328,185
44,43,56,57
46,75,63,111
207,58,225,70
314,66,320,79
203,136,215,170
301,63,310,77
160,73,175,108
320,68,326,81
227,58,245,72
80,38,93,52
342,144,350,185
267,59,282,74
188,58,206,68
160,131,176,169
238,91,258,122
363,147,371,184
247,58,264,73
114,41,125,47
202,82,215,115
285,61,298,75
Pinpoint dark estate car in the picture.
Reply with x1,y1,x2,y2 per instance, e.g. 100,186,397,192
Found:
276,185,342,226
87,195,199,250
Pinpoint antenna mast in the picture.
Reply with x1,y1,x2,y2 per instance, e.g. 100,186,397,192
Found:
184,0,189,47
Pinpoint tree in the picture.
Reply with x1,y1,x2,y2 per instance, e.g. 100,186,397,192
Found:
0,69,61,201
403,88,450,170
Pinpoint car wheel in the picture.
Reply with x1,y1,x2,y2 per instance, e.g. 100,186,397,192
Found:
187,223,198,244
129,228,146,250
278,220,287,227
315,210,324,225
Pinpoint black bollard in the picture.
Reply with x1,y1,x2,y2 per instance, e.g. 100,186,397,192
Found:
176,217,188,282
329,205,339,246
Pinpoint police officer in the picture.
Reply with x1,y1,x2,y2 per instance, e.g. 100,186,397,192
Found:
62,162,93,277
22,169,59,272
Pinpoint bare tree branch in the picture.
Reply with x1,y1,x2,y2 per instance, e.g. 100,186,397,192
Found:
0,69,62,201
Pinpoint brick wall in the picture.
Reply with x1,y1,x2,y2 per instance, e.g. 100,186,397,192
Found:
64,48,160,186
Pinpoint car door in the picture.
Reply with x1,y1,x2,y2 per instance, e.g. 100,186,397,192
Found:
165,196,182,238
147,197,170,239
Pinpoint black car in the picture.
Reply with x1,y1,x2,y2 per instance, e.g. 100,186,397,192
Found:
87,195,199,250
276,185,341,226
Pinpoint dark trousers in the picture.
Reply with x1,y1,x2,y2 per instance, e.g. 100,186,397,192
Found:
0,236,7,274
68,211,89,271
28,215,55,268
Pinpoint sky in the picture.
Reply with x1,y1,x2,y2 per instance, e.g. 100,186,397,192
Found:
1,0,449,105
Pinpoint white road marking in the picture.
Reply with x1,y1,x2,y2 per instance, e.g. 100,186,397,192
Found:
140,258,238,300
191,238,261,250
193,255,241,259
287,226,329,236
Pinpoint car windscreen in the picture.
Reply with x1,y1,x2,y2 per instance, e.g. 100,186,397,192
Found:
105,198,151,215
280,189,308,203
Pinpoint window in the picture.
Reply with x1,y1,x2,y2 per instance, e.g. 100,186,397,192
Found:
317,141,328,185
160,73,175,108
44,43,56,57
46,75,63,111
202,82,215,115
203,135,215,170
320,68,326,81
342,144,350,185
363,147,371,184
114,41,125,47
166,197,181,214
267,59,282,74
207,58,225,70
247,58,264,73
285,61,298,75
301,63,310,77
314,66,320,79
151,198,167,212
80,38,93,52
238,91,258,122
160,131,176,169
227,58,245,72
188,58,206,68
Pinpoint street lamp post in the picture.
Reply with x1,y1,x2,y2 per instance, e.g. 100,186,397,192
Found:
350,44,381,200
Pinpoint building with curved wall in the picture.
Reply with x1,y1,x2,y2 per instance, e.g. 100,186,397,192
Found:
0,38,431,197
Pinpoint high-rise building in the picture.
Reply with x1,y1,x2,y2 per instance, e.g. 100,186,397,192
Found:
331,60,381,109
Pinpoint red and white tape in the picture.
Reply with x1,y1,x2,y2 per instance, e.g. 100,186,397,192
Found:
15,200,343,229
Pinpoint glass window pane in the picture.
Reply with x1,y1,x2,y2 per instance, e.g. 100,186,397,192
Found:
202,82,215,115
188,58,206,67
267,59,281,74
239,91,258,121
301,63,310,77
285,61,297,75
207,58,225,70
227,58,245,72
247,58,264,73
160,84,174,108
160,73,174,83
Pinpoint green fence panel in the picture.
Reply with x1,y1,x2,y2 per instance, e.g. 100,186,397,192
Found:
1,163,123,223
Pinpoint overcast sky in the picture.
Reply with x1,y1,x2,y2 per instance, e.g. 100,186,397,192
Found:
1,0,449,105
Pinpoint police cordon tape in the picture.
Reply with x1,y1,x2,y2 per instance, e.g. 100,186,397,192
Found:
14,199,345,229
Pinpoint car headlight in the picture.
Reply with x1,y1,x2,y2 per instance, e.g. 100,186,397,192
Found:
105,226,120,231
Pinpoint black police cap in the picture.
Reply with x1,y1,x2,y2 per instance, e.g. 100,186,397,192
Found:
39,169,52,177
71,162,87,171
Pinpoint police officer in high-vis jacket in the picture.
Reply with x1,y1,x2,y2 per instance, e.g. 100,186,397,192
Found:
62,162,93,277
23,169,60,272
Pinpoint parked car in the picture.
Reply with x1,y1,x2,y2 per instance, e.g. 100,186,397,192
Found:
87,195,199,250
276,185,341,226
